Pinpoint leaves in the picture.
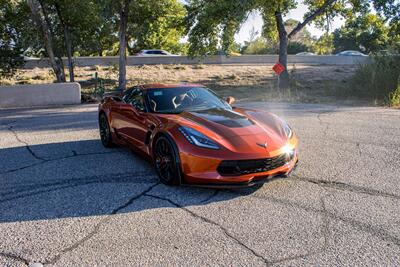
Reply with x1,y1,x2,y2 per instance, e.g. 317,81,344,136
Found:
333,13,390,53
0,0,24,77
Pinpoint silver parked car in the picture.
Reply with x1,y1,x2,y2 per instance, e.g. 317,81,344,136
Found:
336,50,368,56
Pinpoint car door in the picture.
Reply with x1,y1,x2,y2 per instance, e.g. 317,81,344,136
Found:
109,88,133,132
118,88,149,152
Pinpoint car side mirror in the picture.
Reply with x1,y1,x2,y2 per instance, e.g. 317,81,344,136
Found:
226,96,235,105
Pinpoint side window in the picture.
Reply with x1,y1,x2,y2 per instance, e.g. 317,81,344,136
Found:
124,88,145,112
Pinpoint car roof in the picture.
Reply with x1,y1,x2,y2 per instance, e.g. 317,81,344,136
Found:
340,50,361,53
141,49,166,52
139,83,204,90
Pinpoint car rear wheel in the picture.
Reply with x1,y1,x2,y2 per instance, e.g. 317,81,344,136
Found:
99,113,113,148
154,136,180,185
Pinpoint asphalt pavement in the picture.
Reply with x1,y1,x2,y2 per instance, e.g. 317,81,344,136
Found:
0,102,399,266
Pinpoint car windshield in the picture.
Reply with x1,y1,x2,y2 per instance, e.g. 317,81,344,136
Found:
146,87,232,114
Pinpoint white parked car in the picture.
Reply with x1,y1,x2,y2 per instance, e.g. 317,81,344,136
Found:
295,52,315,56
136,50,179,56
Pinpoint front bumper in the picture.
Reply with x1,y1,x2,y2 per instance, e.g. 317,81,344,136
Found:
182,159,298,188
173,127,299,188
179,150,298,188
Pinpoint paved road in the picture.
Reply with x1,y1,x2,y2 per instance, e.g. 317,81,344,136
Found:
0,103,399,266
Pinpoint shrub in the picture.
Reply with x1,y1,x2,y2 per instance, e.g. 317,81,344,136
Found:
349,55,400,104
174,65,186,70
32,73,51,80
389,84,400,107
192,64,205,69
287,42,310,55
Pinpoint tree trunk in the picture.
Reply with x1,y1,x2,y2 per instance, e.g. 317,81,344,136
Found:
28,0,66,82
118,0,130,91
272,0,337,90
54,3,75,82
64,25,75,82
275,11,289,90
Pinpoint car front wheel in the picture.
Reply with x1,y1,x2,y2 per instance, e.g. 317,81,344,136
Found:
154,136,180,185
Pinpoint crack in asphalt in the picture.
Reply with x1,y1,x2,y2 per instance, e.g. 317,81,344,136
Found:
289,174,400,200
223,187,332,264
269,193,331,264
8,125,46,161
0,252,29,266
225,181,400,264
356,142,362,157
2,106,399,265
145,193,272,266
0,171,157,204
316,111,331,137
43,182,160,265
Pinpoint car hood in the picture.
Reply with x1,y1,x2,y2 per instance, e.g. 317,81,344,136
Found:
175,108,289,152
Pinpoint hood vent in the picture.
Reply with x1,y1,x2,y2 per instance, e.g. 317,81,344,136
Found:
191,108,254,128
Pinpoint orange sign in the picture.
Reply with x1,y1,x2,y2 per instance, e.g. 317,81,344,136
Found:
272,62,285,75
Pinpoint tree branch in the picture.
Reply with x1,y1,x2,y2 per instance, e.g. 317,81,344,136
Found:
288,0,337,39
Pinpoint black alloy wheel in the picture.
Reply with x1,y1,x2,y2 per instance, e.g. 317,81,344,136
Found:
99,113,113,148
154,136,180,185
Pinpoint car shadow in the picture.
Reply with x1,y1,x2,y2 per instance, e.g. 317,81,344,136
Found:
0,106,97,132
0,139,266,224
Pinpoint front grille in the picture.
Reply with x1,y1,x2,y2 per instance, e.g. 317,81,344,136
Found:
217,153,293,176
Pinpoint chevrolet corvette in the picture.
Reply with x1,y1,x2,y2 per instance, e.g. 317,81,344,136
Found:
98,84,298,187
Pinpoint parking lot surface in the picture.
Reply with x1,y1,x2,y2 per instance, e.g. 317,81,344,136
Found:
0,102,399,266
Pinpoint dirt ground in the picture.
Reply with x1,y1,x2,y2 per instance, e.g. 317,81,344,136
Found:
0,64,363,104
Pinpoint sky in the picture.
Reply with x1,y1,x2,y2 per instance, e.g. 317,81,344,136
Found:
235,1,346,44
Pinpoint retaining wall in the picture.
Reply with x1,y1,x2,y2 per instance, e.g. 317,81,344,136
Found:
0,82,81,109
23,55,369,69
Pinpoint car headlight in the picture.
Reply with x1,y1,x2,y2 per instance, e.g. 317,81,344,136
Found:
283,123,293,139
178,126,220,150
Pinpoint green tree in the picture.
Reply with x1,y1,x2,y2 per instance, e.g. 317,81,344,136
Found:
109,0,186,90
242,37,276,55
186,0,338,89
312,33,334,54
47,0,105,81
24,0,106,82
186,0,399,89
27,0,66,82
287,41,310,54
333,13,390,54
0,0,24,78
128,0,186,54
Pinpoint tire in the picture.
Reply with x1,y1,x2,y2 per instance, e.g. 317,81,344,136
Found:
153,136,181,185
99,113,113,148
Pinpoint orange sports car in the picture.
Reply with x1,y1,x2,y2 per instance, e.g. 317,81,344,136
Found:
98,84,298,188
